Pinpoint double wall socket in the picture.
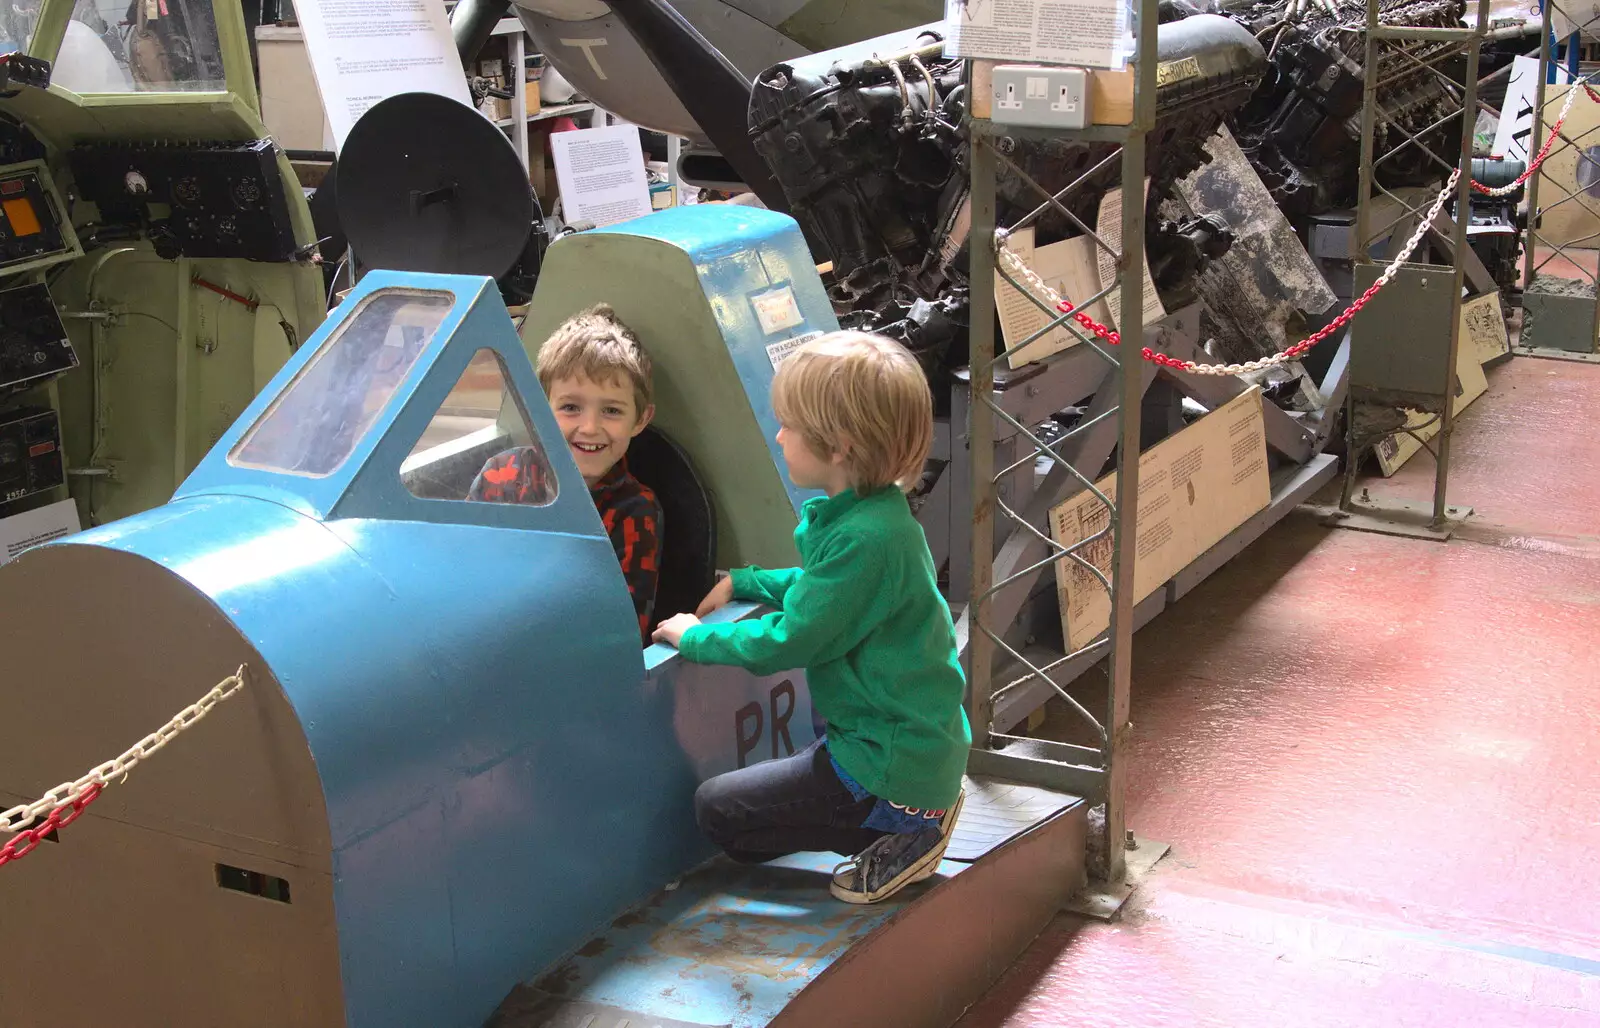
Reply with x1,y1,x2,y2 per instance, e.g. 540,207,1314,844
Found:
991,65,1091,129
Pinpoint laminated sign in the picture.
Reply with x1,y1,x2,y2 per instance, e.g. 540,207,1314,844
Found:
1050,387,1271,651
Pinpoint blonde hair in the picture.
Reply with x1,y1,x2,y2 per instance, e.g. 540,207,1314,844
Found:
536,304,653,417
771,330,933,494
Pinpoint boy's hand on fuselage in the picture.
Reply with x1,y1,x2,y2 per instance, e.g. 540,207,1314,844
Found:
695,576,735,618
653,612,701,648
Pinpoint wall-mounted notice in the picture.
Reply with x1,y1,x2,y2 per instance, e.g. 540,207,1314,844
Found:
550,124,653,228
294,0,473,152
944,0,1133,70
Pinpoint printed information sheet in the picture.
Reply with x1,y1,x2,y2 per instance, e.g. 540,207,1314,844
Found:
294,0,473,151
1094,178,1166,333
995,226,1107,367
945,0,1132,70
0,499,81,566
550,124,653,228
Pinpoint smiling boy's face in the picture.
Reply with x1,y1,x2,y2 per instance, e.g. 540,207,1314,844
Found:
548,373,653,484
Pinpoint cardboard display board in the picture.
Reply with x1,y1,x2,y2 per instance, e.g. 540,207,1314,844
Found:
1050,387,1272,652
1461,291,1512,365
1094,178,1167,334
994,180,1166,369
1372,292,1504,476
996,226,1106,367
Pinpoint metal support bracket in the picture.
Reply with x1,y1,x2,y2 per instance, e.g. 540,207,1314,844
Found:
1306,495,1474,541
1065,835,1171,920
1514,345,1600,363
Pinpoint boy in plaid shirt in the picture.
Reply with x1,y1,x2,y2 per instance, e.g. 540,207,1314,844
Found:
470,305,662,642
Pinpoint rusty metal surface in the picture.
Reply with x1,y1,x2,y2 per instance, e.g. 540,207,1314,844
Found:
1170,126,1337,364
497,780,1085,1028
489,990,729,1028
514,853,949,1027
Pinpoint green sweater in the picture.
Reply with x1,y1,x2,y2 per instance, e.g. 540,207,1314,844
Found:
678,487,971,809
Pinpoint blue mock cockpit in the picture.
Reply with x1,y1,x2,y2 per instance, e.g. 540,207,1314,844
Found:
0,208,854,1028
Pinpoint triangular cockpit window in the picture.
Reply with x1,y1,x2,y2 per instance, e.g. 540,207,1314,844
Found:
229,289,452,478
401,347,558,507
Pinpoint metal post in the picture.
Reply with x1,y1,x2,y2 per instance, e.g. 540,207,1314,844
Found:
1343,0,1384,512
510,30,530,176
966,111,999,745
1102,3,1155,886
1523,0,1553,296
1341,0,1485,528
1432,0,1491,527
958,1,1155,905
1517,3,1600,357
667,135,683,203
1353,0,1382,269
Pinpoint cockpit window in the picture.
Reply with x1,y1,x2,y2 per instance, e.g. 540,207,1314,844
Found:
229,289,454,478
402,348,558,507
54,0,225,94
0,4,36,58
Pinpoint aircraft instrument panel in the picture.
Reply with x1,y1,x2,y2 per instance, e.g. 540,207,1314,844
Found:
0,162,80,276
70,140,299,263
0,406,63,504
0,282,77,398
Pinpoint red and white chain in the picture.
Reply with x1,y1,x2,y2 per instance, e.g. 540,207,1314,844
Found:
0,666,248,867
996,71,1597,375
998,171,1454,376
1473,74,1585,197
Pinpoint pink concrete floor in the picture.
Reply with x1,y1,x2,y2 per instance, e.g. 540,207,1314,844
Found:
957,356,1600,1027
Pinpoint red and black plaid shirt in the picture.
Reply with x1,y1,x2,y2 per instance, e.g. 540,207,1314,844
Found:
470,447,661,643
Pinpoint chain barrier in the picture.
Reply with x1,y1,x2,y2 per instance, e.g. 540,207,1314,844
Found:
0,666,248,868
996,72,1596,376
1473,77,1583,197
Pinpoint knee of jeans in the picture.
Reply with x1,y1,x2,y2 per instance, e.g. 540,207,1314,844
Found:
693,778,731,839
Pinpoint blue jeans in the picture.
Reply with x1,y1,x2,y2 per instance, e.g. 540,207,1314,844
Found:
694,737,888,863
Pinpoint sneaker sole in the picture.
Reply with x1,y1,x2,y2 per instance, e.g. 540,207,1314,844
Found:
830,789,966,905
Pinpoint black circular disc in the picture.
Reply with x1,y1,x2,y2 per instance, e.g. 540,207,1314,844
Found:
336,92,535,279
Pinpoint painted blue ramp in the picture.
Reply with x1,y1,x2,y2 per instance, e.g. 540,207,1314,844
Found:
490,778,1082,1028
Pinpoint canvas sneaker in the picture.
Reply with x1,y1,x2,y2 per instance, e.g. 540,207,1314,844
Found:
830,788,965,904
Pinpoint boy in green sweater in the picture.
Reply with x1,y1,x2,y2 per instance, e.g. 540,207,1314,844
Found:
652,331,971,904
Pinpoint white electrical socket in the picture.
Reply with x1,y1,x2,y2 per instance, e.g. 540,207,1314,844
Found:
990,65,1091,129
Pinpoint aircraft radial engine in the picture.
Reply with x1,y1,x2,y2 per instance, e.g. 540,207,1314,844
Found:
746,15,1269,382
1203,0,1470,226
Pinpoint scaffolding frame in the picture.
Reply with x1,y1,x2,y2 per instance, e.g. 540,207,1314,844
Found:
1339,0,1492,532
959,2,1156,888
1518,0,1600,363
